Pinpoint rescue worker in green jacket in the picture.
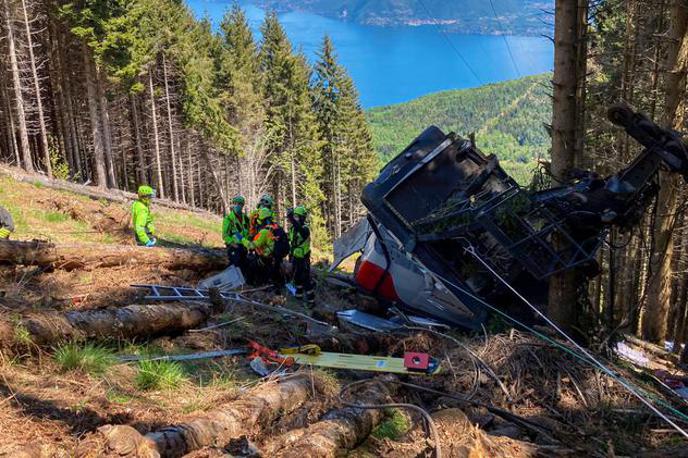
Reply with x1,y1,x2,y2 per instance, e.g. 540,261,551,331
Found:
222,195,250,274
0,205,15,240
288,206,314,305
131,185,157,247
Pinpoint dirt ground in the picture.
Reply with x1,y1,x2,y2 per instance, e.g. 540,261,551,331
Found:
1,175,687,457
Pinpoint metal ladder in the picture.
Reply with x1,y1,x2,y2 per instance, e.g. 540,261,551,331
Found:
131,284,239,301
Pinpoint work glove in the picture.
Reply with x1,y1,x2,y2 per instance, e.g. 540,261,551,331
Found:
145,239,156,247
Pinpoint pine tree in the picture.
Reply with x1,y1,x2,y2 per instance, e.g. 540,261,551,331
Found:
312,35,377,237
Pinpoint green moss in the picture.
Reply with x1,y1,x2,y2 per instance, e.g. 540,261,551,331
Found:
371,409,411,440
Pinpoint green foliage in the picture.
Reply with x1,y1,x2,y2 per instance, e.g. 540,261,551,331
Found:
371,408,411,440
13,324,33,346
311,36,378,235
367,73,552,174
135,360,187,390
49,137,70,181
54,343,116,375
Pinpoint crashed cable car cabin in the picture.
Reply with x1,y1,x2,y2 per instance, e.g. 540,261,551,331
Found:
334,105,688,329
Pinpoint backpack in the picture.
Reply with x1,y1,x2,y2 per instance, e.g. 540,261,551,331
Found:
271,224,290,259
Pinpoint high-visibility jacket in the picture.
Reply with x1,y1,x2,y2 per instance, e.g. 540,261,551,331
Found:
0,205,14,239
252,226,275,257
289,224,311,259
249,208,277,238
222,210,249,245
131,199,155,244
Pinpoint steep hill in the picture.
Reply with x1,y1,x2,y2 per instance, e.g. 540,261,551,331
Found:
256,0,553,35
367,73,552,183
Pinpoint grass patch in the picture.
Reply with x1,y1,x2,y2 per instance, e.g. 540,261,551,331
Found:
135,360,187,391
371,409,411,440
13,323,33,346
54,343,116,375
42,210,70,223
106,388,135,404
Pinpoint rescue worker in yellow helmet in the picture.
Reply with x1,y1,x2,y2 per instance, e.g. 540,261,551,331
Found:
288,206,314,305
0,205,15,240
222,195,250,273
249,193,275,238
132,185,157,247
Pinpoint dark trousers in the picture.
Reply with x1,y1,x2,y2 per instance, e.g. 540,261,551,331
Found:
248,254,284,289
227,244,248,274
292,254,314,303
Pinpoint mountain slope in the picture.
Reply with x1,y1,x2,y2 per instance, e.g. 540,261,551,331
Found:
366,73,552,183
257,0,553,35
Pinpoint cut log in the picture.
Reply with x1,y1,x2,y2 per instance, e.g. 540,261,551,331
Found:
0,240,225,271
0,302,217,348
266,376,397,458
77,375,313,458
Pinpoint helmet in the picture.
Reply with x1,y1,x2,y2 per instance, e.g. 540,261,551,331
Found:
258,194,274,209
293,206,307,217
137,185,154,198
257,207,272,223
231,195,246,206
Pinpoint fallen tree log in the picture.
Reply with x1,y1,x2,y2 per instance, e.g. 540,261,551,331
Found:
0,164,218,216
266,376,397,458
0,302,217,348
77,375,313,458
0,240,225,271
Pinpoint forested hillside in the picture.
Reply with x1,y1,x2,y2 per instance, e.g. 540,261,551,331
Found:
367,73,551,183
0,0,377,242
257,0,553,35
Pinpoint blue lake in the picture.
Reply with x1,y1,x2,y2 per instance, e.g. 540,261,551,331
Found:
186,0,554,108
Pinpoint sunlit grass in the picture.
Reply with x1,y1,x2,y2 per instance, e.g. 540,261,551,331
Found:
54,343,116,375
135,360,187,391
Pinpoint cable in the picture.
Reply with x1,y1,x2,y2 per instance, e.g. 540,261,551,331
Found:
415,0,483,85
487,0,521,78
458,243,688,439
423,260,688,427
340,379,442,458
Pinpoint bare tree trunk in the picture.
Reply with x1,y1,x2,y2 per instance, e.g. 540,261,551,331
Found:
642,1,688,342
130,93,146,184
97,71,116,187
0,302,218,348
148,67,164,197
83,45,107,187
547,0,588,329
162,54,179,201
20,0,50,176
3,0,33,172
0,239,226,271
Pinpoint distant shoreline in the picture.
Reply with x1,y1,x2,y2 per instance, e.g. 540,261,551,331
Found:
251,1,553,37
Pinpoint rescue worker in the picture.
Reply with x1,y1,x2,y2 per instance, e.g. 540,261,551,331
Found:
249,193,275,238
249,207,289,289
222,195,250,273
288,206,315,305
0,205,15,239
132,185,157,246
